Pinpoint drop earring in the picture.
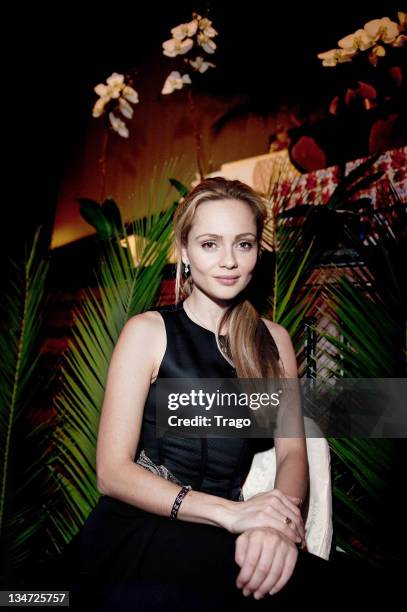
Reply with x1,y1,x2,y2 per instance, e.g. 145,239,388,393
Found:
184,262,190,276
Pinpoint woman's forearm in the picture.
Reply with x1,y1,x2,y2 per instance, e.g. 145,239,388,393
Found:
273,451,309,503
98,461,235,529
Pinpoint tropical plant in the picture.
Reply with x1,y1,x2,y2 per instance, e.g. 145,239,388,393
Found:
78,197,125,241
0,227,54,587
0,161,190,590
41,171,180,564
264,155,406,571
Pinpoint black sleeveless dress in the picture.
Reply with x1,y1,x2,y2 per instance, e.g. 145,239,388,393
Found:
69,302,380,610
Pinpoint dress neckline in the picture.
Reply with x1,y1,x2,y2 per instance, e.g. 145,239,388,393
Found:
180,301,226,338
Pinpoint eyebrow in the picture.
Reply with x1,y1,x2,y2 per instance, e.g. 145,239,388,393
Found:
195,233,257,239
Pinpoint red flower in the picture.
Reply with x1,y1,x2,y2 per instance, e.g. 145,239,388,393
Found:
291,136,327,172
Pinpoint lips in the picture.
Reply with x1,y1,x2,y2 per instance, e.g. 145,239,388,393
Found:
214,275,241,285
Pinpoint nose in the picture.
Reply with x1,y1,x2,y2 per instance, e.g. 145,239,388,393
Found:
219,245,238,269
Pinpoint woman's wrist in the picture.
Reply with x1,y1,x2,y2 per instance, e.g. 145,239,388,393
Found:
215,498,238,532
175,489,238,530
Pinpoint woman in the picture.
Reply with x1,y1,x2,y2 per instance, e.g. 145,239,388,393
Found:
70,177,378,610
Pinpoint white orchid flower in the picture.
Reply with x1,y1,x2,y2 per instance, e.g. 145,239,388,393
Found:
94,83,110,98
92,96,110,118
109,112,129,138
338,28,374,51
391,34,407,47
198,17,218,38
171,19,198,40
317,48,356,67
106,72,125,89
106,72,125,99
201,25,218,38
197,32,217,53
189,55,216,73
162,37,194,57
368,44,386,66
161,71,192,95
175,38,194,55
119,97,134,119
364,17,399,44
122,85,139,104
94,72,125,100
398,12,406,31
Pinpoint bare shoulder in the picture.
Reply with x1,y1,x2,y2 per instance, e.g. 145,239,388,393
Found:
125,310,166,383
124,309,164,334
261,317,291,340
261,317,298,376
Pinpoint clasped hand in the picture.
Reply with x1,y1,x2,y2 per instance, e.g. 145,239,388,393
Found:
228,488,306,599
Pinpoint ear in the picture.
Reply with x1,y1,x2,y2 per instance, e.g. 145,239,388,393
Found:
181,245,188,264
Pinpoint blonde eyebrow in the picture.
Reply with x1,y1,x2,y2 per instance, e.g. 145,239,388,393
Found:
195,233,256,239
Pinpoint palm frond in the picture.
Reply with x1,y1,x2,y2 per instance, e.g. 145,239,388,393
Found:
261,159,405,569
0,226,51,580
46,166,180,554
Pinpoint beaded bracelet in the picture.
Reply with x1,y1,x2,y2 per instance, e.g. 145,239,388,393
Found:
170,485,192,520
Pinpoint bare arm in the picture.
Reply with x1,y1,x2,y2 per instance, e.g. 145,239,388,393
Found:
262,320,309,503
273,451,309,503
232,322,310,602
96,312,235,529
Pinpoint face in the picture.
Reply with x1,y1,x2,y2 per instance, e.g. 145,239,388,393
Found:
182,198,259,300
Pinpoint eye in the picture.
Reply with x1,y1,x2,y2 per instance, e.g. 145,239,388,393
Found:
238,241,254,249
201,240,255,250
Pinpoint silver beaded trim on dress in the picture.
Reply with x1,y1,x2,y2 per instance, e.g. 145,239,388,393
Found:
137,449,245,501
136,449,184,485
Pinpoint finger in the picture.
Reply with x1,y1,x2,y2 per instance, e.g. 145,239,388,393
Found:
236,538,262,590
277,493,304,520
286,495,303,506
242,540,275,595
299,539,308,553
284,513,305,541
273,497,305,539
278,508,304,540
269,490,304,527
271,489,303,515
268,548,298,596
263,516,302,544
252,548,285,599
257,506,303,543
266,501,305,540
235,533,249,569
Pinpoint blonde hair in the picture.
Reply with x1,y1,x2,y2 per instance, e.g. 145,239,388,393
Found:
172,177,282,380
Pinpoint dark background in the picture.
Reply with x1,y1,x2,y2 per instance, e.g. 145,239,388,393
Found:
0,2,405,589
3,1,402,265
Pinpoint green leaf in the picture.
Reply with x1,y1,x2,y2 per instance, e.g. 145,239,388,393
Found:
78,198,112,239
0,226,51,580
101,198,123,234
48,163,183,547
169,178,190,197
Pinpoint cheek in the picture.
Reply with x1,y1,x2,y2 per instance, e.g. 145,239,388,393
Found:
191,248,258,272
242,251,258,270
190,250,214,270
